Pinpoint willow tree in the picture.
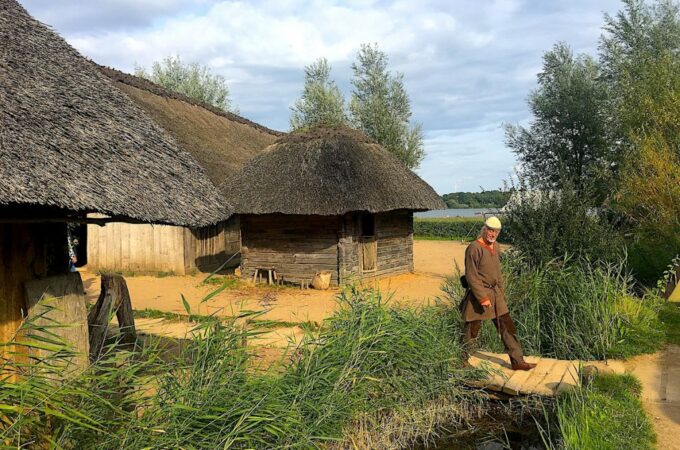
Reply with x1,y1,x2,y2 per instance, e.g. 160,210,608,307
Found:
349,44,424,170
290,58,347,130
135,55,235,113
505,43,612,195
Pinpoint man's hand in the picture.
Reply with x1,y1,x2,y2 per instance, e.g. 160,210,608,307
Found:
480,298,491,309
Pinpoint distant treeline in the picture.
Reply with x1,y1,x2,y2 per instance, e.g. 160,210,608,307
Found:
441,190,510,208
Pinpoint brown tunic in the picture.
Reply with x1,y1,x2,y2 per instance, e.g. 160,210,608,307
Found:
461,239,509,321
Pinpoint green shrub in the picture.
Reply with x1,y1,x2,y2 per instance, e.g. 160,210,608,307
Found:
414,217,484,240
503,186,625,267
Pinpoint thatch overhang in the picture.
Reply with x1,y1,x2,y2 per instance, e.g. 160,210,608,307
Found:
0,0,228,227
99,66,283,185
221,126,446,215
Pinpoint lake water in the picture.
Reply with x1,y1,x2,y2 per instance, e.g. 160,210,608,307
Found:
415,208,499,218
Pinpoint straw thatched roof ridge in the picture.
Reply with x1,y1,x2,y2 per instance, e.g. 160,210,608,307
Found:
98,65,284,138
99,66,280,184
221,126,445,215
0,0,228,226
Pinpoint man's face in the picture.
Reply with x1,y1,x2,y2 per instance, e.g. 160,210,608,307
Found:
482,226,500,244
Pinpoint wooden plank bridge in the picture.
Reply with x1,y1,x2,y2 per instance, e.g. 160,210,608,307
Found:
467,351,625,396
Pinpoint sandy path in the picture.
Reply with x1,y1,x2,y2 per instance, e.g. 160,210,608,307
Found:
625,345,680,449
81,240,468,324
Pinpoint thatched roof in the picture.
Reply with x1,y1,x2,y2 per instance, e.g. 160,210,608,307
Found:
100,66,282,184
0,0,228,226
222,126,445,215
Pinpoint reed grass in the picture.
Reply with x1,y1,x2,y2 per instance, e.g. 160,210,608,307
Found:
1,286,487,449
547,373,655,450
441,252,666,360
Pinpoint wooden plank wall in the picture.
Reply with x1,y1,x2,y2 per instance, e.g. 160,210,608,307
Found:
339,213,361,283
0,223,65,367
241,214,340,285
338,210,414,283
185,217,241,273
88,221,187,274
370,210,414,279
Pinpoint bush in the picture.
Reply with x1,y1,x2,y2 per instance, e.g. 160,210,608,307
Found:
503,186,625,267
414,217,484,240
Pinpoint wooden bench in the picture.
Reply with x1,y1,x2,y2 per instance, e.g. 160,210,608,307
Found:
252,267,278,285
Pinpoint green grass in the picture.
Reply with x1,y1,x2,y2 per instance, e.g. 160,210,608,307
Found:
414,217,486,242
133,308,321,332
200,275,240,287
133,308,216,324
549,373,655,450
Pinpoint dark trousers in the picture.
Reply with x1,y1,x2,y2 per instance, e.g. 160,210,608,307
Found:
462,313,524,365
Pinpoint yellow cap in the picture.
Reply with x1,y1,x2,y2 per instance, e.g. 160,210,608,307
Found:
485,216,502,230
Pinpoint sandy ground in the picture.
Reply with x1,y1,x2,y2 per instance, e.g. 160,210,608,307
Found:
82,240,467,324
625,345,680,449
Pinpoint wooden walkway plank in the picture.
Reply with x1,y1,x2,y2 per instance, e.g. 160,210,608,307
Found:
467,354,513,390
466,352,627,397
520,358,560,396
540,360,572,394
555,362,580,394
502,358,542,395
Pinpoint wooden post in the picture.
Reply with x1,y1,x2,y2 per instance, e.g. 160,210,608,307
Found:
663,266,680,300
24,273,89,373
87,273,137,361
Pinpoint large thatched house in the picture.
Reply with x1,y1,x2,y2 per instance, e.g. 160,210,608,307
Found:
0,0,225,360
222,127,445,285
86,68,281,274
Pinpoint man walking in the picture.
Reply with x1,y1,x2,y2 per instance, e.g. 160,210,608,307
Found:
461,216,535,371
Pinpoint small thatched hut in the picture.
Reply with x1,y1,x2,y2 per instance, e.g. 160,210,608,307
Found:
0,0,225,360
86,68,281,274
222,127,445,285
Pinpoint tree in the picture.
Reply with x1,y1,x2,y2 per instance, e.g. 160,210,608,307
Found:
290,58,347,130
600,0,680,283
349,44,424,170
135,55,235,113
504,43,613,194
600,0,680,149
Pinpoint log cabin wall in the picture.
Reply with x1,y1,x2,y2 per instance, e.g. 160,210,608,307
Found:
371,210,414,279
338,212,360,284
240,214,340,285
338,210,414,283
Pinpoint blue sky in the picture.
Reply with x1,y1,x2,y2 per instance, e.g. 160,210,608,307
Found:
22,0,623,194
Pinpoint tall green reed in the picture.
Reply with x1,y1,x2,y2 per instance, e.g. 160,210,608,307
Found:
441,252,665,360
1,286,484,449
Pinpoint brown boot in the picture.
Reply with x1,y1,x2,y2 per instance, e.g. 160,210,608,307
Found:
511,361,537,371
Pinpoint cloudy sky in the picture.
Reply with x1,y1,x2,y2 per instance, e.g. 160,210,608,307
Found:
22,0,623,194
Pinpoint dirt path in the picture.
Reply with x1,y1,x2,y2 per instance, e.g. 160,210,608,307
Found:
625,345,680,449
82,240,468,324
